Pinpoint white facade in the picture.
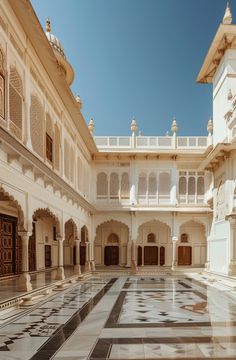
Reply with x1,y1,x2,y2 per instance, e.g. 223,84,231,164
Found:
0,1,236,291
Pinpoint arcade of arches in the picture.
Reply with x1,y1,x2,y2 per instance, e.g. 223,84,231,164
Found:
0,187,207,281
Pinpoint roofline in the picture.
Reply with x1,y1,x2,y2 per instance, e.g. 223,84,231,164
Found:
9,0,98,154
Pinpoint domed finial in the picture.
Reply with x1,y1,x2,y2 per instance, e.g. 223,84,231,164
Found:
171,117,178,134
166,131,169,137
131,118,137,133
207,117,213,134
88,118,95,135
75,94,82,109
223,2,232,25
227,88,233,100
46,17,51,32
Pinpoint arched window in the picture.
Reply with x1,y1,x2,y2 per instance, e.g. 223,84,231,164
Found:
110,173,119,199
9,67,23,139
46,113,53,162
30,95,44,157
148,173,157,197
97,172,108,198
159,172,170,195
121,172,129,199
147,233,155,243
138,173,147,197
81,225,88,243
54,123,60,171
0,49,5,119
197,177,204,195
107,233,119,244
64,139,69,179
179,177,187,195
180,233,188,243
188,177,195,195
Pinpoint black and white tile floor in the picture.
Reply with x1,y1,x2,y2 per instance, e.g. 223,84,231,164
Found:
0,275,236,359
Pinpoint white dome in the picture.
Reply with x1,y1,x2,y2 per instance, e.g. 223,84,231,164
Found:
45,31,66,59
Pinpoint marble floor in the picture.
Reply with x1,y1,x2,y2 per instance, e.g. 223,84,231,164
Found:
0,274,236,359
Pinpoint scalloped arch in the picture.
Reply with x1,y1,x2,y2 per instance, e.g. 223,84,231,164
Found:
0,185,25,230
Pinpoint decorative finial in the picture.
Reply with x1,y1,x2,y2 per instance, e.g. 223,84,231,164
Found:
166,131,169,137
131,118,137,133
227,88,233,100
207,117,213,134
46,17,51,32
139,131,143,136
223,2,232,25
75,94,82,108
88,118,95,135
171,117,178,134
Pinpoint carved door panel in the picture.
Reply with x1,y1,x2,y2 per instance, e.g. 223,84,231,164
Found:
178,246,192,265
104,246,119,265
0,215,17,276
144,246,158,265
80,245,86,265
137,246,142,266
160,246,165,266
45,245,51,268
29,222,36,271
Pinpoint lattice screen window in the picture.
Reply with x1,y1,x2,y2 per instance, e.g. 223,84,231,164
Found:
9,67,23,139
0,50,5,119
30,95,44,157
69,146,75,183
46,133,53,162
77,157,83,191
121,172,129,199
188,177,196,195
197,177,204,195
179,177,187,195
148,173,157,196
147,233,155,243
138,173,147,196
159,172,170,195
64,139,70,179
54,123,60,171
97,172,108,198
110,172,119,199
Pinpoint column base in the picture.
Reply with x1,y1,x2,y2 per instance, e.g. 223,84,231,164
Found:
56,266,65,280
131,260,138,274
85,261,91,272
18,273,32,292
90,260,96,271
228,260,236,276
205,261,210,271
74,264,82,275
171,261,177,271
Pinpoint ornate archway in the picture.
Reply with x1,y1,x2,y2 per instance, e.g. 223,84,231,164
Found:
64,219,78,266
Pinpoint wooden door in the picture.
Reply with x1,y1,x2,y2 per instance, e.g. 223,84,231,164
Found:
0,214,17,276
144,246,158,265
29,222,36,271
45,245,51,268
178,246,192,265
73,245,76,265
104,246,119,265
137,246,142,266
160,246,165,266
80,245,86,265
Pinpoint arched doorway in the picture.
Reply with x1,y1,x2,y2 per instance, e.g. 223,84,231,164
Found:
31,208,60,270
63,219,77,267
178,220,206,266
104,233,119,265
137,220,171,266
94,220,129,266
0,187,24,276
80,225,88,266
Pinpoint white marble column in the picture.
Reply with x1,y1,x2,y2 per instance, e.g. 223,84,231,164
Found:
90,239,96,271
85,242,91,272
74,239,81,275
228,217,236,275
18,231,32,291
126,241,132,267
171,236,178,270
56,237,65,280
131,240,138,273
142,246,144,266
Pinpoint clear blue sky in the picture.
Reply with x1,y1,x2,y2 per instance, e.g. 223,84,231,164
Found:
31,0,233,136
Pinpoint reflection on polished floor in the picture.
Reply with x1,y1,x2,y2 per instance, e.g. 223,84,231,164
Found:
0,274,236,359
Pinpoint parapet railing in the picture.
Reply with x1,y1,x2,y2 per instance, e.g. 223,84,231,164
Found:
94,135,210,150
